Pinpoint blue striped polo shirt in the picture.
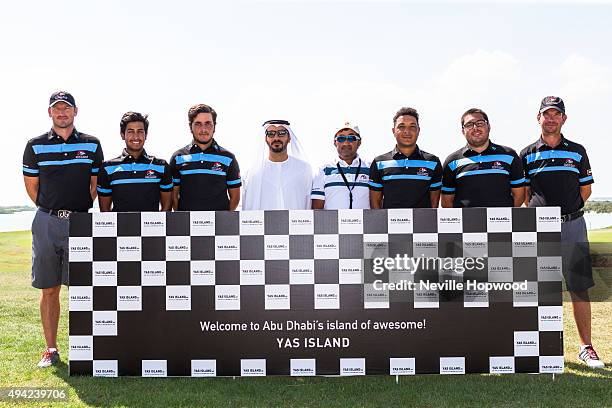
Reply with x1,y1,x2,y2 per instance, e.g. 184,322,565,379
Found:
22,129,104,211
441,141,525,208
369,146,442,209
97,149,172,212
311,156,371,209
170,140,241,211
520,135,593,215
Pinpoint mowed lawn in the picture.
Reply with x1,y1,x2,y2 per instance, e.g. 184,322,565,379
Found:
0,229,610,408
590,227,612,243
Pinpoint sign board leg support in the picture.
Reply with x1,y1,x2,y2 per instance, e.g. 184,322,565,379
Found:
395,375,399,384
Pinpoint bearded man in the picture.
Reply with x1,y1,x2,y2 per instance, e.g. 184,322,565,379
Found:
242,120,312,210
170,104,241,211
441,108,525,208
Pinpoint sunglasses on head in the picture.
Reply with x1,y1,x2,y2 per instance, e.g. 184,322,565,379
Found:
335,135,360,143
265,129,289,138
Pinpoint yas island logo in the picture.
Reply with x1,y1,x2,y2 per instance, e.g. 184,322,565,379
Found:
211,162,223,172
416,167,429,176
75,150,89,159
145,169,156,178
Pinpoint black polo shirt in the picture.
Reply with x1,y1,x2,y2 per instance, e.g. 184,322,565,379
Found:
441,141,525,208
520,135,593,215
369,145,442,209
170,140,241,211
22,129,103,211
97,149,172,212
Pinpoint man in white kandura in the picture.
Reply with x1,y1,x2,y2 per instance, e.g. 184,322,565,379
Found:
242,120,313,210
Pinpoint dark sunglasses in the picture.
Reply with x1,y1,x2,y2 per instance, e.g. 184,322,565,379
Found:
265,129,289,138
335,135,360,143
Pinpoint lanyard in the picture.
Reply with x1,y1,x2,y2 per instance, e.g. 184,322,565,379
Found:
336,159,361,209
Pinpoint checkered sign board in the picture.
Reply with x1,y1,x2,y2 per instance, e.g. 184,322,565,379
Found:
68,207,564,377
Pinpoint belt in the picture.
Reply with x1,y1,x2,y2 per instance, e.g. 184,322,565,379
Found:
561,210,584,223
39,207,75,219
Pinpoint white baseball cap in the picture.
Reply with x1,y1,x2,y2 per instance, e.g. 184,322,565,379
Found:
335,121,360,137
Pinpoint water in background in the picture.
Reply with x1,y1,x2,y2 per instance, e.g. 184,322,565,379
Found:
1,209,612,233
0,211,36,232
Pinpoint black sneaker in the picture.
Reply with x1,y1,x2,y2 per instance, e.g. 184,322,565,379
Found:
578,345,605,369
37,348,60,368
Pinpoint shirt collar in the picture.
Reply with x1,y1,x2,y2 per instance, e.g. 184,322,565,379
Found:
335,154,361,167
392,145,421,159
120,148,151,162
48,128,79,141
190,139,219,153
536,134,566,150
462,140,496,156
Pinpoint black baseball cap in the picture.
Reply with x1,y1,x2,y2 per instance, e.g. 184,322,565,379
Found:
49,91,76,108
539,96,565,114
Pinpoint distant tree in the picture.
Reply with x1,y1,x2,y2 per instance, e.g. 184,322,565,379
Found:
584,201,612,214
0,205,36,214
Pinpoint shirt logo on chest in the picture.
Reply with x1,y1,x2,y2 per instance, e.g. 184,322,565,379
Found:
416,167,429,177
211,162,223,172
491,161,504,170
75,150,89,159
563,158,575,168
145,169,157,178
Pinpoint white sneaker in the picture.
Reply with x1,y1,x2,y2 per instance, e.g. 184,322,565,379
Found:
578,346,605,369
37,348,60,368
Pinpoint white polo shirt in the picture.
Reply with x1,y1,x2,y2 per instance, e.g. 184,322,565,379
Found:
311,156,371,209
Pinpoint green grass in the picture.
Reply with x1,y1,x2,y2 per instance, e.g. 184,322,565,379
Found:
590,228,612,245
1,230,611,407
588,228,612,303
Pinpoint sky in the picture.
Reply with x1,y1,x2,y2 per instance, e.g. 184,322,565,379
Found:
2,0,611,206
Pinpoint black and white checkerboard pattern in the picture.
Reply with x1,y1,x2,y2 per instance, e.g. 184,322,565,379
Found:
68,207,564,377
